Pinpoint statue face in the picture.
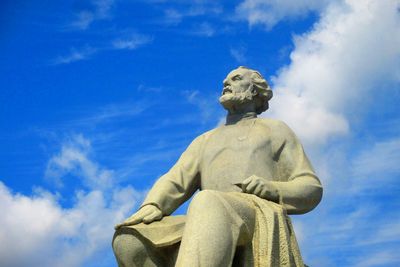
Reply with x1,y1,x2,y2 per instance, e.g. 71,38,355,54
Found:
222,68,253,96
219,68,255,112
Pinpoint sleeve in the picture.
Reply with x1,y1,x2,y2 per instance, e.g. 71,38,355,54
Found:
270,122,323,215
140,134,204,215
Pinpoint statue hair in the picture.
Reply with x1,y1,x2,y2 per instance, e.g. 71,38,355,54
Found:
237,66,273,114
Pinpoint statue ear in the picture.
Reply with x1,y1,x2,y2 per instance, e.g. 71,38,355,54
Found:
249,84,258,96
265,88,273,101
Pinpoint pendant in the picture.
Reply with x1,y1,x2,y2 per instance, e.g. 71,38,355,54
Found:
237,136,247,141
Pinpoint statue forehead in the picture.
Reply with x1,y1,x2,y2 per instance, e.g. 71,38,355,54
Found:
226,68,252,79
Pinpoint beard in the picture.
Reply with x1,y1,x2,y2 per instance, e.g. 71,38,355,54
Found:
219,85,254,111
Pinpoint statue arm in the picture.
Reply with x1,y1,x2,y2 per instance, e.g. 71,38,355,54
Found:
140,134,205,215
270,122,323,215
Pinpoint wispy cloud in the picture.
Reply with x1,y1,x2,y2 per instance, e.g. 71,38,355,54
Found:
51,46,97,65
161,3,222,26
71,11,95,30
71,0,115,30
164,8,184,25
235,0,334,29
360,219,400,247
191,22,216,37
350,137,400,195
137,84,163,93
112,34,153,50
52,32,153,65
62,99,151,129
355,250,400,267
230,46,247,63
183,90,222,124
352,138,400,177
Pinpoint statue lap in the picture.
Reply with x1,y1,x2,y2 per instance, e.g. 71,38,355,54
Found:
113,227,179,267
113,190,257,267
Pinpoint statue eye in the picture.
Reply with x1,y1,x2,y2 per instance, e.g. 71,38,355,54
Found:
232,75,242,81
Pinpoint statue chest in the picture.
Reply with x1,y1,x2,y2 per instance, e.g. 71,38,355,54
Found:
199,122,276,191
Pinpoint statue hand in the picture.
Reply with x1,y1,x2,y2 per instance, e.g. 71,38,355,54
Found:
242,175,279,202
114,204,163,230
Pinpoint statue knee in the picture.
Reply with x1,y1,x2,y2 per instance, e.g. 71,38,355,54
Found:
112,232,144,261
188,190,225,216
112,229,166,267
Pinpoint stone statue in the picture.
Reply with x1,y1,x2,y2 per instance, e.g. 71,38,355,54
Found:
112,66,323,267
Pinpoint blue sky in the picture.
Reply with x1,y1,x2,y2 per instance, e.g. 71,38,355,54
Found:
1,0,400,266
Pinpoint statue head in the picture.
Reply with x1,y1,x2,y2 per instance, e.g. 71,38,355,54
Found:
219,66,273,114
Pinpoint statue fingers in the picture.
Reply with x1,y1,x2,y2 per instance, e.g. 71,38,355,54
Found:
242,175,262,189
242,175,256,186
244,179,258,194
252,184,264,197
114,222,127,230
142,210,162,224
241,176,255,191
114,216,143,229
115,208,153,229
127,214,145,225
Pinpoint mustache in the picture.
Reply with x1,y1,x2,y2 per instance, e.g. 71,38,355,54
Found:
219,89,254,104
222,87,233,95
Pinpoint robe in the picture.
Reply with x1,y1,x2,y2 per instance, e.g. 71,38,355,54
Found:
127,117,322,266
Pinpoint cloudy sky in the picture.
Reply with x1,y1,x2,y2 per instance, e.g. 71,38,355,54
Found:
1,0,399,266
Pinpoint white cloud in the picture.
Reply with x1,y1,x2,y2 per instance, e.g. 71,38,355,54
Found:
0,183,62,267
45,134,113,190
269,92,349,145
0,182,141,267
264,0,400,145
236,0,334,29
52,46,96,65
112,34,153,50
71,0,115,30
0,135,145,267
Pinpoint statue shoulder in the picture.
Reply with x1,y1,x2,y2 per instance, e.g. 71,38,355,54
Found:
256,117,291,130
190,128,217,146
256,118,297,140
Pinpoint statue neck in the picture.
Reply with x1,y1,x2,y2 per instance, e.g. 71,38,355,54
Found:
226,112,257,125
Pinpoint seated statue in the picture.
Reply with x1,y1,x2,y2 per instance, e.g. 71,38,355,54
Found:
112,66,323,267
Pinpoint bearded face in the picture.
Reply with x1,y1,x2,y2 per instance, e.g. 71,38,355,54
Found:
219,68,255,112
219,85,254,110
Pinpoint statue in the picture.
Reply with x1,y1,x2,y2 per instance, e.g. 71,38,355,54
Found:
112,66,323,267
